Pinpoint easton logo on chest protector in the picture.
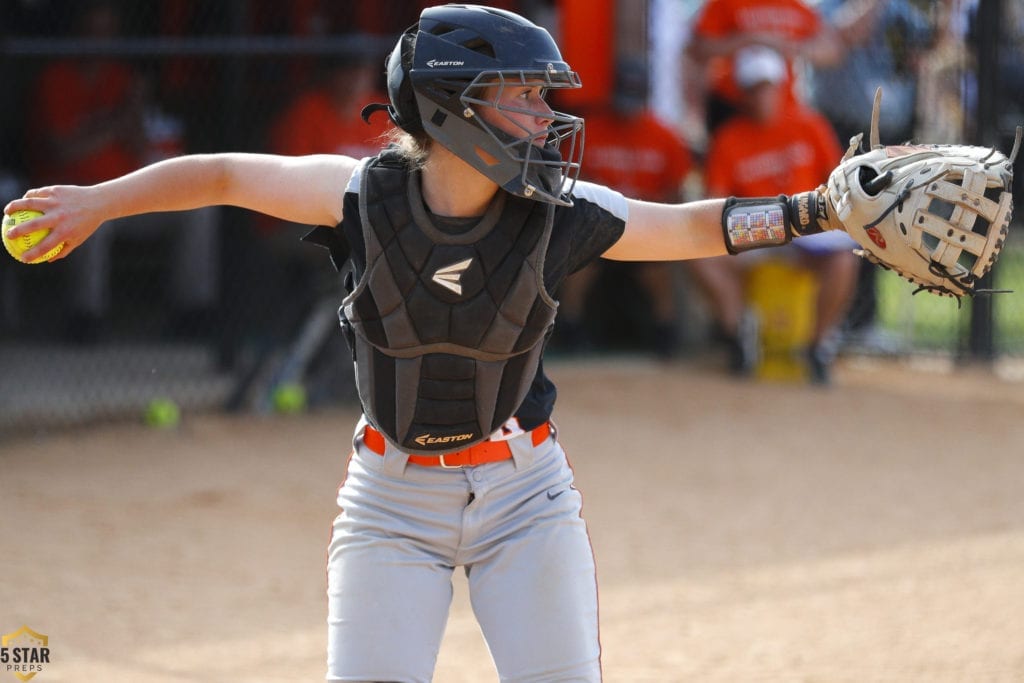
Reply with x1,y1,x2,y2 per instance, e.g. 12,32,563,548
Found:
431,258,473,294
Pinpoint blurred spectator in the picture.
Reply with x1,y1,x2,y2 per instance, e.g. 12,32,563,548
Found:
812,0,931,147
27,1,220,343
553,59,695,358
263,54,390,252
153,1,229,149
649,0,708,152
225,53,395,404
242,54,391,348
810,0,932,339
687,46,858,383
261,52,390,255
684,0,846,136
983,0,1024,200
269,56,391,161
990,0,1024,132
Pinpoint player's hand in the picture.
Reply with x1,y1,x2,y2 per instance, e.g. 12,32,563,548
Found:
4,185,105,262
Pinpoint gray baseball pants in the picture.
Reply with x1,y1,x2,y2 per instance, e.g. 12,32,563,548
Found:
326,419,601,682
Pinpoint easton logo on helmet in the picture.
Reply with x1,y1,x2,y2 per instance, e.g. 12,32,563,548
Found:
426,59,465,67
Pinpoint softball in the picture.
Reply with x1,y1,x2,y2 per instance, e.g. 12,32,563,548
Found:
272,382,307,414
2,210,63,264
144,398,181,429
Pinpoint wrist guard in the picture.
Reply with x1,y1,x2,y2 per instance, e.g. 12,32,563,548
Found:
721,192,830,255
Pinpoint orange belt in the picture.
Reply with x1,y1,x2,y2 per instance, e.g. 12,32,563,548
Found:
362,422,551,468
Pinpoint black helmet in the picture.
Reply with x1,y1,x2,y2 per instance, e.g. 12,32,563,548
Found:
365,4,585,206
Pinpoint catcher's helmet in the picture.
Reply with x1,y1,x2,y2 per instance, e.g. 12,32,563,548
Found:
365,4,585,206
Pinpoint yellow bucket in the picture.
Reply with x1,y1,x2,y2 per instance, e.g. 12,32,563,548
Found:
745,259,818,381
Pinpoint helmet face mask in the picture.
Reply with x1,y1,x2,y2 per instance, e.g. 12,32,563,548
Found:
374,4,586,206
456,69,584,205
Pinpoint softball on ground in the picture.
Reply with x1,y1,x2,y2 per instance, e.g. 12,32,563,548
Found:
144,398,181,429
272,382,307,414
2,210,63,264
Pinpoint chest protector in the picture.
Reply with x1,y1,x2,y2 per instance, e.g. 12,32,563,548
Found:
342,153,558,454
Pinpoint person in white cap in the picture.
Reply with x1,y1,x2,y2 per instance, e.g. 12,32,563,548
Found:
685,0,885,136
688,45,860,383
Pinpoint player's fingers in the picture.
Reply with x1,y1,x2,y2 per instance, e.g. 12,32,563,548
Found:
4,200,51,231
4,209,55,239
4,198,29,217
22,186,54,199
19,231,69,264
41,241,72,263
7,184,70,212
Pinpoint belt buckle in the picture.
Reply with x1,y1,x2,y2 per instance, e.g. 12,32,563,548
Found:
437,453,464,469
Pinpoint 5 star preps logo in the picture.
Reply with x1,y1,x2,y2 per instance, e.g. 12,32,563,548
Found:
1,626,50,681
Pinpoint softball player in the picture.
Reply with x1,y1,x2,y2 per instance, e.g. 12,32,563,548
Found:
5,5,846,681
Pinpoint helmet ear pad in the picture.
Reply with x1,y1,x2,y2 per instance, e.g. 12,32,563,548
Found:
385,24,423,134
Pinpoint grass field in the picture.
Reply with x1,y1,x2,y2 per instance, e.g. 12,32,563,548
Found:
875,244,1024,353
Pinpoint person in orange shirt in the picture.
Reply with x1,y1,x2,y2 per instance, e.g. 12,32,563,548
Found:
270,57,392,162
685,0,844,135
688,45,859,382
249,55,393,363
28,1,220,343
262,56,390,264
554,60,694,357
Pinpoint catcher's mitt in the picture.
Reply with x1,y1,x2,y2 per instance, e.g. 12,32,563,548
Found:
825,88,1020,300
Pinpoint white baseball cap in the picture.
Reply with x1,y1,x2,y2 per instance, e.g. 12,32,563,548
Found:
734,45,786,89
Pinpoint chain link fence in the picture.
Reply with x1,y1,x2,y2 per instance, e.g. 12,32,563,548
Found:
0,1,420,436
1,0,1022,437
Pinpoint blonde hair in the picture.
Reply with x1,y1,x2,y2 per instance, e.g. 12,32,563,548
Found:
384,128,433,168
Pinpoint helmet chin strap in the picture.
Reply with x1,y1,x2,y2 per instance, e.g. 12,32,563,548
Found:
531,144,565,195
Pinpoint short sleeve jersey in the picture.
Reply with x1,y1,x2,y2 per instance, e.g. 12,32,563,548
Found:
337,159,628,430
692,0,823,108
704,104,841,197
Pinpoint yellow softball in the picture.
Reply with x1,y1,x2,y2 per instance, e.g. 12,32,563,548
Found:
3,210,63,264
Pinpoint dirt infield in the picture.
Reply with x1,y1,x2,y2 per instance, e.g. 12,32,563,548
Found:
2,357,1024,682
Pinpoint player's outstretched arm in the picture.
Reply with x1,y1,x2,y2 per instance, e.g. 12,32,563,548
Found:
607,87,1017,300
3,152,359,263
604,197,732,261
605,187,835,263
